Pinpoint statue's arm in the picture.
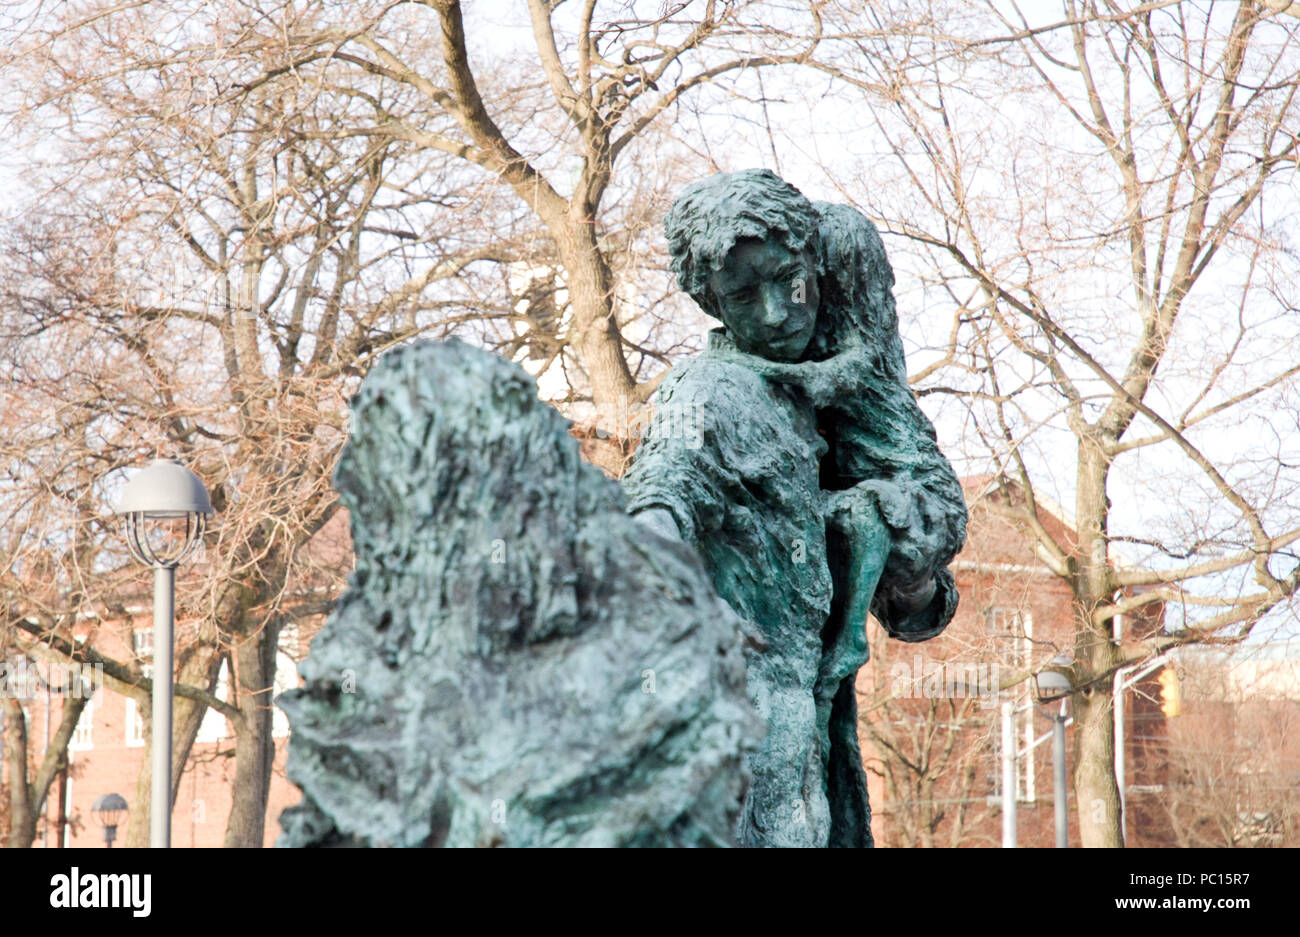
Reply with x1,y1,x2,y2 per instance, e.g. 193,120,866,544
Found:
821,366,966,643
866,409,965,642
706,333,875,407
826,482,957,644
622,363,727,545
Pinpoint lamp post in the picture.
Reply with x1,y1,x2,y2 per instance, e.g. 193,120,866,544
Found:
1035,653,1074,848
92,793,128,848
999,695,1016,848
115,458,212,848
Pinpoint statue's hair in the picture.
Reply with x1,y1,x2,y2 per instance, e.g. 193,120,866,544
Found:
664,169,821,319
806,201,904,373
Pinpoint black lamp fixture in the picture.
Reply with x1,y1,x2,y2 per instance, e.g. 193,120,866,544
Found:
91,793,128,848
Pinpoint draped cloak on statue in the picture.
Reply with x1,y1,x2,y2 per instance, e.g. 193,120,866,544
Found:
623,327,964,848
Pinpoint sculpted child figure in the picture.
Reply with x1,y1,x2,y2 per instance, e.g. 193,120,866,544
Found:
623,169,967,848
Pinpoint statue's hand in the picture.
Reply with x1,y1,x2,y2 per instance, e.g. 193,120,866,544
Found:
633,505,682,541
877,575,937,618
830,479,913,533
827,479,939,623
710,331,877,405
778,333,876,405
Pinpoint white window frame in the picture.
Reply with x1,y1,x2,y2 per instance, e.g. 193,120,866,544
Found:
987,607,1037,804
68,693,95,751
125,696,145,748
195,660,229,743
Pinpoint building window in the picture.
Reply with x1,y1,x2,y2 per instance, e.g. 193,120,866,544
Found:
125,696,145,747
272,624,301,739
69,693,95,751
987,607,1036,803
196,660,230,743
132,629,153,660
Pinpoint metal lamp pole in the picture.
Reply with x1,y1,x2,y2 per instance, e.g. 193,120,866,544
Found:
1000,697,1016,848
1052,700,1069,848
116,458,212,848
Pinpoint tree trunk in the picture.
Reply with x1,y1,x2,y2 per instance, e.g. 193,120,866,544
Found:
54,756,68,847
556,219,637,411
1072,437,1124,847
3,699,35,848
4,692,87,848
919,776,937,849
1072,683,1123,847
223,625,279,847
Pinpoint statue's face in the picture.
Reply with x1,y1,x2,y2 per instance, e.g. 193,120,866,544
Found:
708,235,819,362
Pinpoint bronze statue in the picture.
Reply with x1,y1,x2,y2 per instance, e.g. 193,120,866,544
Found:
624,170,966,847
280,169,965,848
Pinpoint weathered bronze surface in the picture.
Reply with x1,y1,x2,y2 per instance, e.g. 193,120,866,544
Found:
624,170,967,847
280,170,966,848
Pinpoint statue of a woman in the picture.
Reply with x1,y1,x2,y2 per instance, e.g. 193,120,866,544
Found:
623,170,966,847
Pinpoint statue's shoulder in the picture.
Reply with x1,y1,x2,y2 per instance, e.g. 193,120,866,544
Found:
653,347,768,410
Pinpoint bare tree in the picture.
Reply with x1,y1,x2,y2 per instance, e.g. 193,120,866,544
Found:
0,0,859,844
272,0,854,413
1,687,86,848
0,0,531,846
821,0,1300,846
858,652,993,848
1157,651,1300,847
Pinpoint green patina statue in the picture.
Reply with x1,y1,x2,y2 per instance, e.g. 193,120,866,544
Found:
623,169,967,848
278,339,761,848
278,169,965,849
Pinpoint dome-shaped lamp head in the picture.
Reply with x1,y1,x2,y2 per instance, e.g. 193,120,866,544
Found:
1036,654,1075,703
116,459,213,568
92,792,129,847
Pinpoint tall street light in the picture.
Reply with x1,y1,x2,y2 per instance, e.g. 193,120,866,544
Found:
116,458,212,848
1036,653,1075,849
92,793,129,848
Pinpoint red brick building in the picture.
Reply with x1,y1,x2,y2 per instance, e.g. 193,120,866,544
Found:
857,477,1171,847
3,613,305,848
1149,645,1300,847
